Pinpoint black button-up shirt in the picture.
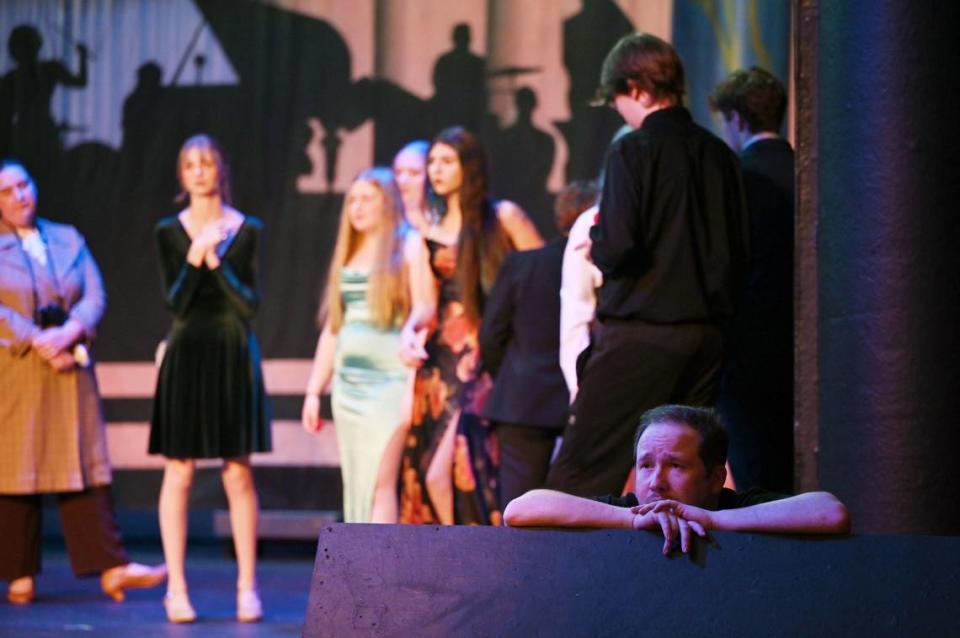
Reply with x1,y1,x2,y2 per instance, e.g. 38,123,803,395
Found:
590,106,749,323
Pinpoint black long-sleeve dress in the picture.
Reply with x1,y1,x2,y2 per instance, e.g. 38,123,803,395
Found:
149,215,271,459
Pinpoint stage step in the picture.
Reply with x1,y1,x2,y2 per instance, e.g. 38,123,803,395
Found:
213,509,340,540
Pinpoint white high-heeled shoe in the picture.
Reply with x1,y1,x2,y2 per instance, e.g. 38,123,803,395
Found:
237,588,263,622
101,562,167,602
163,590,197,623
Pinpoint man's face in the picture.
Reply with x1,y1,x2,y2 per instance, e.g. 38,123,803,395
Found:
634,421,724,508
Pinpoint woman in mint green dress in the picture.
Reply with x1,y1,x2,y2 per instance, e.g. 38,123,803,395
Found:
302,168,435,523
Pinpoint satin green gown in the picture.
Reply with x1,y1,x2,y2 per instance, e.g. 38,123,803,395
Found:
332,268,411,522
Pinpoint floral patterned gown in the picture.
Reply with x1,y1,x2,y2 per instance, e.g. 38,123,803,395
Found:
399,239,501,525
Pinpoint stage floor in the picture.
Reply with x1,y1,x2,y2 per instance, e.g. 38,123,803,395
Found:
0,540,316,637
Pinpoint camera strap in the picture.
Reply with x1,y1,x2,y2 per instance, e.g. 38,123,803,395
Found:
12,224,64,325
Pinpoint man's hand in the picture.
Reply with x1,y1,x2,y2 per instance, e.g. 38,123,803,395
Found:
632,500,711,555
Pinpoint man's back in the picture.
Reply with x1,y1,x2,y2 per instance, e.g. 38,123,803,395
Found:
481,237,569,428
718,137,795,493
591,106,749,324
737,138,794,334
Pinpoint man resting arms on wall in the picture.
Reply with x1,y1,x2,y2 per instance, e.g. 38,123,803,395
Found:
504,405,850,555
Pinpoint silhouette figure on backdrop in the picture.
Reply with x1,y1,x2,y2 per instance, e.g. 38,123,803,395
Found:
558,1,633,181
122,62,164,155
491,87,556,234
432,23,487,134
193,0,354,198
0,25,89,191
350,77,433,167
118,62,168,201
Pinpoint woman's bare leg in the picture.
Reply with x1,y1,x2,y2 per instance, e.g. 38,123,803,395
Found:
425,410,459,525
370,420,410,523
221,457,258,591
370,375,415,523
159,459,195,594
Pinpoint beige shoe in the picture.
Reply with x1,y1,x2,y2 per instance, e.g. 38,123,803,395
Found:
237,589,263,622
7,576,34,605
163,590,197,623
101,562,168,602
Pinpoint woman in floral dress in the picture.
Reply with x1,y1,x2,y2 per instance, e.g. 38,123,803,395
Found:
398,127,542,525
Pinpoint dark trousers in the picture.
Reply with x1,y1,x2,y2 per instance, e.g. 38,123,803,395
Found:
717,389,793,494
496,423,565,510
717,330,794,493
546,320,722,496
0,485,129,580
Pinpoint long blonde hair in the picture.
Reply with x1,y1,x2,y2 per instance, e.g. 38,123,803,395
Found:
320,168,410,332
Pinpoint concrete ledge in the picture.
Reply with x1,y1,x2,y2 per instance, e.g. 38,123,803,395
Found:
304,524,960,637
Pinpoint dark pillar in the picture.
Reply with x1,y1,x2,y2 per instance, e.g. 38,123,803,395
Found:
793,0,819,495
801,0,960,533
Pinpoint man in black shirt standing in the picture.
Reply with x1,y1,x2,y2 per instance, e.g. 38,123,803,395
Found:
545,34,749,496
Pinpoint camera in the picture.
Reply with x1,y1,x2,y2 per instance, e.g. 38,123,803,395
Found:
37,304,68,328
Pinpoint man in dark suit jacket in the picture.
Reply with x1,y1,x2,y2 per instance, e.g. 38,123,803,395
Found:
709,67,795,493
481,181,598,510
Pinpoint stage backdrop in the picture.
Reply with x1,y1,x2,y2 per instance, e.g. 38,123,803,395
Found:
0,0,787,521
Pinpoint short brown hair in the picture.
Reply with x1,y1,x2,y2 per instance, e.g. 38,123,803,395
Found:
596,33,685,107
633,405,729,471
553,180,599,235
708,66,787,134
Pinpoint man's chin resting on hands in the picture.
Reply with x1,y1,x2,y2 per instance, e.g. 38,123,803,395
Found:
503,405,850,556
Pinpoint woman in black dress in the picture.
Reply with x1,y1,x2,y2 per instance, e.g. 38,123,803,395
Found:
150,135,270,623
